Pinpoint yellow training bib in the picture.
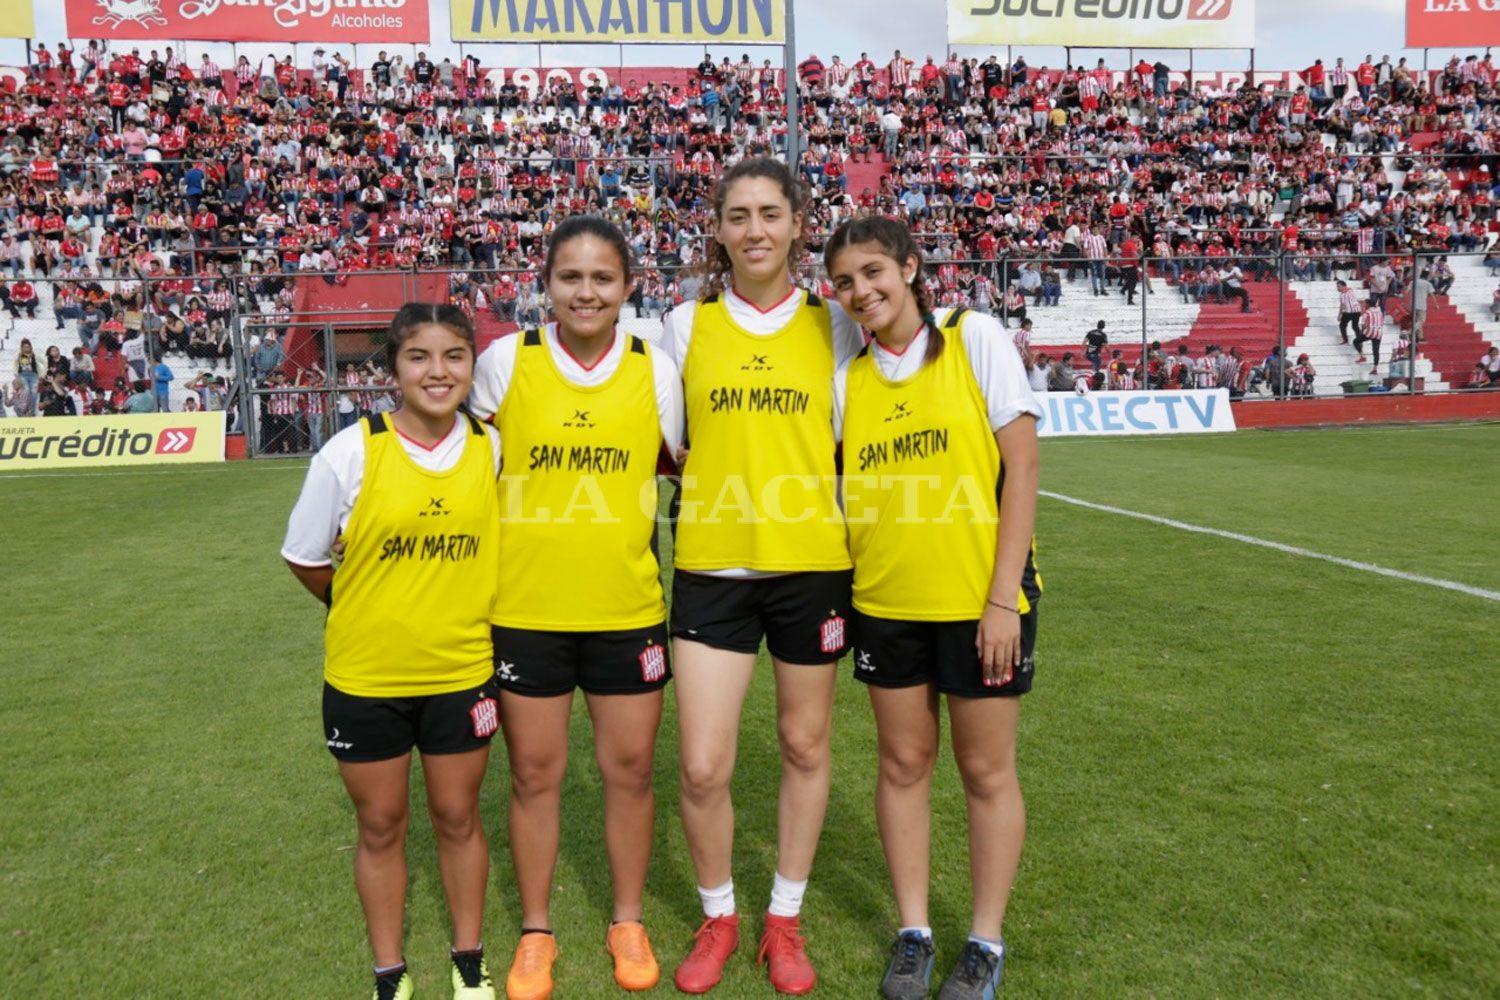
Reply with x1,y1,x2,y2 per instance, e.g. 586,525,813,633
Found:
842,309,1041,620
494,329,665,630
676,291,851,572
324,413,499,698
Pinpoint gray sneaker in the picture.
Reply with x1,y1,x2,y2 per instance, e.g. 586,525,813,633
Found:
880,931,936,1000
936,940,1004,1000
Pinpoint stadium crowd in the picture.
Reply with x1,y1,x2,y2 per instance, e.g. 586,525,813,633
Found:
2,41,1500,424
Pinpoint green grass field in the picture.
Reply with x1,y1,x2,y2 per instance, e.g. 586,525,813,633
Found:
3,424,1498,998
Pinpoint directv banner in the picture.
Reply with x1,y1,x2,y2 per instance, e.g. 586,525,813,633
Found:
454,0,785,41
0,413,225,471
948,0,1254,48
1037,390,1235,437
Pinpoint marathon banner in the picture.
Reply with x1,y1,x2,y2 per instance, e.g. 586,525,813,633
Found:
948,0,1254,49
1037,390,1236,437
62,0,431,43
1406,0,1500,48
0,413,225,471
454,0,786,42
0,0,34,38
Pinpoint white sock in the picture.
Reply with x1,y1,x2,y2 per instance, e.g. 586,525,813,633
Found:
968,934,1005,959
768,872,807,918
899,926,933,942
698,879,736,918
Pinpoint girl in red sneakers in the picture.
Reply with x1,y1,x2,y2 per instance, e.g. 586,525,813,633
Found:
663,157,865,995
825,217,1041,1000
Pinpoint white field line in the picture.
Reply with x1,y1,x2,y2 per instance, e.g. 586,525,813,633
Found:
1042,490,1500,603
0,463,306,482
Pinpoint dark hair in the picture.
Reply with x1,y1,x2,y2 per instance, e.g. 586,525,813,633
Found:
543,214,633,282
695,157,810,299
383,302,475,370
823,214,943,364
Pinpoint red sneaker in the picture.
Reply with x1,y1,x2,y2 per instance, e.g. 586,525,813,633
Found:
758,914,816,995
673,914,739,994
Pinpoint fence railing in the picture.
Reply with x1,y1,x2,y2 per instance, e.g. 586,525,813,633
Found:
3,249,1496,446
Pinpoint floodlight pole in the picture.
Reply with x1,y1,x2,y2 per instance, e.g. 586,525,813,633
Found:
784,0,799,168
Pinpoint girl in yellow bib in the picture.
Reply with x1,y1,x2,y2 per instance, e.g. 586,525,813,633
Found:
282,304,502,1000
824,217,1042,1000
466,216,684,1000
663,157,866,997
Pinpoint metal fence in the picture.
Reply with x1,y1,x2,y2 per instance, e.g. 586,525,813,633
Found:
4,247,1496,448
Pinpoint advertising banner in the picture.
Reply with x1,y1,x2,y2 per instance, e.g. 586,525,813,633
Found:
63,0,431,43
1406,0,1500,48
0,412,226,472
0,0,34,39
948,0,1255,49
454,0,785,42
1037,390,1236,437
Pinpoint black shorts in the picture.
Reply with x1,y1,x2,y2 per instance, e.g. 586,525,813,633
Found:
850,607,1037,698
322,679,500,762
491,622,671,697
670,570,854,665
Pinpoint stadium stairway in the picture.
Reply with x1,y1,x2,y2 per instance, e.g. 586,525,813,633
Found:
1288,279,1446,391
1431,255,1499,384
844,155,890,201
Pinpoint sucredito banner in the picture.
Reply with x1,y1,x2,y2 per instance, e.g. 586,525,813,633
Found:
948,0,1254,49
63,0,431,43
0,412,225,471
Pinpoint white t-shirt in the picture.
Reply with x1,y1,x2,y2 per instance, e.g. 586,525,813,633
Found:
663,287,866,578
466,324,683,454
833,308,1042,442
660,286,866,376
281,416,501,568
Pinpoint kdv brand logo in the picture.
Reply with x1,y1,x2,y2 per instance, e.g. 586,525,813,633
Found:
741,353,774,371
885,401,913,423
419,497,451,518
563,409,595,428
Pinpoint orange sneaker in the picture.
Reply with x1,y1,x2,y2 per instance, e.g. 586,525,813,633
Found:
505,931,557,1000
606,920,661,991
759,914,816,995
673,914,740,994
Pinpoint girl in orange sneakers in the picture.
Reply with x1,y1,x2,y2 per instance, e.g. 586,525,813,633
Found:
662,157,865,995
467,216,683,1000
824,217,1041,1000
282,304,502,1000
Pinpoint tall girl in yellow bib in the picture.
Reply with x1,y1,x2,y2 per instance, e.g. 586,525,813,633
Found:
824,217,1041,1000
466,216,684,1000
664,157,866,996
282,304,503,1000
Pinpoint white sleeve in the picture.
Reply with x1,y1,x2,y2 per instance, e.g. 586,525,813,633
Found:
660,300,698,370
280,429,363,567
960,311,1043,431
648,343,685,456
826,298,868,367
483,421,502,473
465,333,519,422
832,359,850,444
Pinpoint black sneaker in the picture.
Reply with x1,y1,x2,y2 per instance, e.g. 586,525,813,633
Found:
371,964,413,1000
880,930,936,999
936,940,1004,1000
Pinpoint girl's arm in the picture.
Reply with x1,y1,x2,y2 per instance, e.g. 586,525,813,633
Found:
285,560,334,606
976,414,1039,683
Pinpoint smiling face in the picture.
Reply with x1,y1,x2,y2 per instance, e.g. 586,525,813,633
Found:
828,241,921,338
545,233,633,342
716,176,802,291
392,323,473,422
